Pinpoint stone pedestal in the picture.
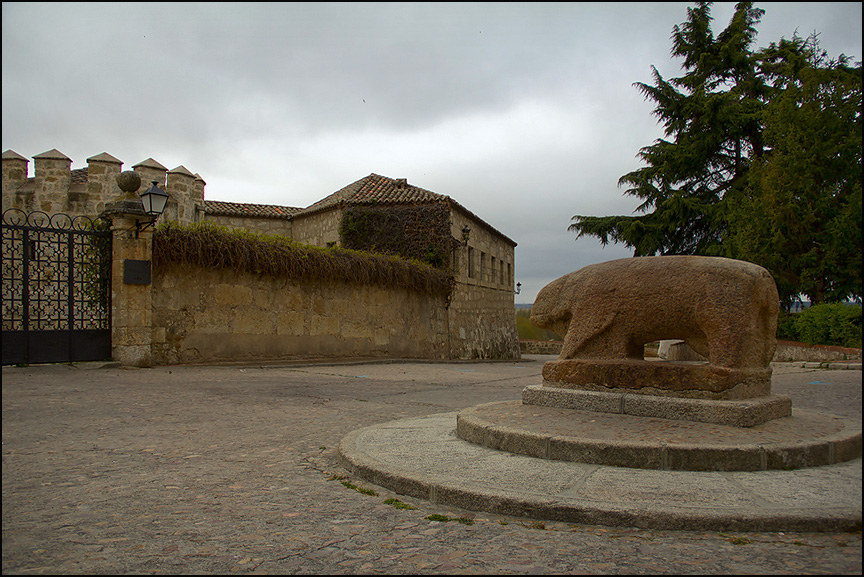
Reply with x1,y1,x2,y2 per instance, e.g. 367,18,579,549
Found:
531,358,790,427
522,384,791,428
540,359,773,400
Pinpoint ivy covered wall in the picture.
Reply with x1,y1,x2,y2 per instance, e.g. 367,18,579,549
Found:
339,203,458,271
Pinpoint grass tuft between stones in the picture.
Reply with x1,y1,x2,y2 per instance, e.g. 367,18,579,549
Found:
426,514,474,525
383,498,418,510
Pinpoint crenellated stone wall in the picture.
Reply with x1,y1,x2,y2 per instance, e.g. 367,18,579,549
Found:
2,149,205,224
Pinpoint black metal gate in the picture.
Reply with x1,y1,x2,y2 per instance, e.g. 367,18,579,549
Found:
2,209,112,364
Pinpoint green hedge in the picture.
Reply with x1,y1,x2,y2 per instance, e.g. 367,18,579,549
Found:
778,304,862,349
153,221,455,300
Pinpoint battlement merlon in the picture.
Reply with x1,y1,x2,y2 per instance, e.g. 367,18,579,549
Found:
1,149,205,224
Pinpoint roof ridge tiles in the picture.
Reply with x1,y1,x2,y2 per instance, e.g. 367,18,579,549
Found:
203,199,302,219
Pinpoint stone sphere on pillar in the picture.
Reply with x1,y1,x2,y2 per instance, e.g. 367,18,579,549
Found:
116,170,142,194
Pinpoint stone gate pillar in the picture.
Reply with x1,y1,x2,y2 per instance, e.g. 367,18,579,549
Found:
100,173,155,367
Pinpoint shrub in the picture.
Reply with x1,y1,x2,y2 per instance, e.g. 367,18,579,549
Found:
776,311,799,341
152,221,455,300
784,303,862,349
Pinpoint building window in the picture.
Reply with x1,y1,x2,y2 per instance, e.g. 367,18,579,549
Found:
467,247,475,278
480,252,486,283
491,257,497,284
500,260,505,284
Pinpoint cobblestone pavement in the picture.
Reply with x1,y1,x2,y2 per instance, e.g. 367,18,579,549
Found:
2,357,861,574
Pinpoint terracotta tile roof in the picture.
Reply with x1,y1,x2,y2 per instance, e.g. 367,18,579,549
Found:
204,200,301,220
297,173,516,246
299,174,447,215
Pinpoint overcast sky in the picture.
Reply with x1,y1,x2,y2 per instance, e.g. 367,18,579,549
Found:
3,2,861,303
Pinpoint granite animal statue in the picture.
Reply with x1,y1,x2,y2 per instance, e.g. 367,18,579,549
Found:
531,256,779,369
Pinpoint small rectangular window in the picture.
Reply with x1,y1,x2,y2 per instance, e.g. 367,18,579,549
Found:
467,247,475,278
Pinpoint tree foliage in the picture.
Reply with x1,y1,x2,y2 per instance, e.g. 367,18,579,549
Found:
724,36,862,306
569,2,862,306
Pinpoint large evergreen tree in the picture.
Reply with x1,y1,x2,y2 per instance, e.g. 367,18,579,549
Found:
724,36,862,306
569,2,862,306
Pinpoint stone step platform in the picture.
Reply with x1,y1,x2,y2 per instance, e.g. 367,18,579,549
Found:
523,384,791,427
456,400,862,472
337,412,862,532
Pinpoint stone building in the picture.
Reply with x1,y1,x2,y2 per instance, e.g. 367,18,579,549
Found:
2,149,519,360
203,174,520,359
283,173,520,359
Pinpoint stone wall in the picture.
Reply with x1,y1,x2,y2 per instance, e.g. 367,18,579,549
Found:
520,339,564,355
290,208,343,248
204,213,293,237
2,149,205,224
288,203,521,360
151,262,450,365
110,216,155,367
3,148,521,364
447,206,519,359
449,284,520,359
774,340,861,362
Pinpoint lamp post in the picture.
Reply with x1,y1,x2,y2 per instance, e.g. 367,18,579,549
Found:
113,171,169,236
136,181,169,232
515,282,521,295
461,225,471,246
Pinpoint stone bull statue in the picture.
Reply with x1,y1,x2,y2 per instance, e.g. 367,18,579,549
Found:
531,256,779,369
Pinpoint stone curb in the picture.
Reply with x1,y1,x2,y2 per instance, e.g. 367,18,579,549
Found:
337,413,863,532
794,362,862,370
455,401,862,471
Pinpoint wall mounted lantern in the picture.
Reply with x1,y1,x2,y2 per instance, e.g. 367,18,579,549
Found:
136,181,169,232
515,282,521,295
461,225,471,245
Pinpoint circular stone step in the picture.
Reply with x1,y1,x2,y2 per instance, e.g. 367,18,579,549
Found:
338,412,862,532
456,400,862,471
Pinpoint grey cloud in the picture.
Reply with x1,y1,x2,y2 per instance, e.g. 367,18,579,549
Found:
2,2,860,305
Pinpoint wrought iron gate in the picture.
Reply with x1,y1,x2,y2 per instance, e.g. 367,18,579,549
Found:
2,209,112,364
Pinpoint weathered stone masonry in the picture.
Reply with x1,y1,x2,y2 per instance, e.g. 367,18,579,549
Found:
3,150,520,364
151,263,449,365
